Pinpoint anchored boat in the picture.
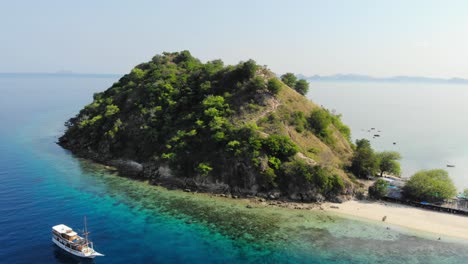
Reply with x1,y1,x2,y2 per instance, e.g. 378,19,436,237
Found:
52,217,104,258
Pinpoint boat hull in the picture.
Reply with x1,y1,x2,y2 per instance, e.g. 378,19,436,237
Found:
52,238,101,258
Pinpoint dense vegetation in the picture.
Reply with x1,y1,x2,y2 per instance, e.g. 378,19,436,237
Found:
280,73,310,95
376,151,401,177
368,179,389,199
60,51,355,201
403,169,457,202
350,139,378,178
350,139,401,179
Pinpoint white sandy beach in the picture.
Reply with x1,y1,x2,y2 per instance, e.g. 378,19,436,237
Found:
322,200,468,240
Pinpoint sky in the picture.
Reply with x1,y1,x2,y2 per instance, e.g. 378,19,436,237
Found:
1,0,468,78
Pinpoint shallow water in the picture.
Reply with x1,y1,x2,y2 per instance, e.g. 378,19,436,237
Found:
0,76,467,263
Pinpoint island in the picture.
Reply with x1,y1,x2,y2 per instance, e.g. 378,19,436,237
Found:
59,51,357,202
58,51,468,242
59,51,467,212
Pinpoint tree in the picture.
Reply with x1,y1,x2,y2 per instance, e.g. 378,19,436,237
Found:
267,78,282,94
196,162,213,177
368,179,389,199
238,59,258,80
294,79,309,95
376,151,401,177
403,169,457,202
281,73,297,88
308,109,332,140
350,139,378,178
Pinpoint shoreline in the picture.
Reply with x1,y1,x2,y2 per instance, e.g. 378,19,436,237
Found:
89,159,468,242
320,199,468,241
174,187,468,242
209,192,468,242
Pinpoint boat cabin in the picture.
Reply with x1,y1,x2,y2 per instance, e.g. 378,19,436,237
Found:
52,224,79,241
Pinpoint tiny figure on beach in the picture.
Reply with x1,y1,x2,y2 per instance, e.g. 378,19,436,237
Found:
382,215,387,222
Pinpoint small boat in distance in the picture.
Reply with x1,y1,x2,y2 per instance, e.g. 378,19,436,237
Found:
446,164,455,168
52,217,104,258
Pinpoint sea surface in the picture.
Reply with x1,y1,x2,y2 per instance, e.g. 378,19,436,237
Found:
310,81,468,191
0,76,467,263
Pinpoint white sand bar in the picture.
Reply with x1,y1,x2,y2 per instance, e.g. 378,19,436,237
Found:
323,200,468,240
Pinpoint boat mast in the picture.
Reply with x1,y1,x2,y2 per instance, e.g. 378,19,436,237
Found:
83,216,90,247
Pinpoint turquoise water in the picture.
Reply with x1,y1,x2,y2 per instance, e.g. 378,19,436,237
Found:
0,76,467,263
309,81,468,191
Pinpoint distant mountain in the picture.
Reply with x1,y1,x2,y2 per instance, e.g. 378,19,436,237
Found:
0,72,121,78
302,74,468,84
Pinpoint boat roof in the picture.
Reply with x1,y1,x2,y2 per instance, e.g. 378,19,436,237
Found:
52,224,78,236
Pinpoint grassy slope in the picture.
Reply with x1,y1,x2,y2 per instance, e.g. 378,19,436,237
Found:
232,70,354,184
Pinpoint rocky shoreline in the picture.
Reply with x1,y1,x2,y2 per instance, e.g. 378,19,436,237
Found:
61,146,468,242
59,141,349,204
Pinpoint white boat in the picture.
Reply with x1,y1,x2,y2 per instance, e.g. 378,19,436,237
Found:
52,217,104,258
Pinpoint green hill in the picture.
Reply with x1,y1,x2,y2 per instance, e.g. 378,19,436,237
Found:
59,51,356,202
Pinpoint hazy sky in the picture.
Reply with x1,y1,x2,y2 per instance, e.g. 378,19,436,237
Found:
1,0,468,78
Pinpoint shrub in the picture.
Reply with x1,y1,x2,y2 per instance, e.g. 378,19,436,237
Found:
329,113,351,143
196,162,213,177
308,109,332,140
267,78,282,94
281,73,297,88
248,76,265,92
403,169,457,202
237,59,258,80
262,134,298,160
262,167,277,185
226,140,241,155
350,139,378,178
368,179,389,199
290,111,307,133
105,104,120,117
130,68,146,79
281,160,344,195
268,156,281,170
79,115,103,128
294,79,309,95
329,174,345,195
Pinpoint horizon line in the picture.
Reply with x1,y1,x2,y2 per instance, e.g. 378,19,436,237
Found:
2,72,468,84
0,72,123,78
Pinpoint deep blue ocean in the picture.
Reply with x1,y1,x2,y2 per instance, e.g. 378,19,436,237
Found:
0,76,467,263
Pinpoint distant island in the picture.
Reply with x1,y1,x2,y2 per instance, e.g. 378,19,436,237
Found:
3,72,467,84
300,74,468,84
